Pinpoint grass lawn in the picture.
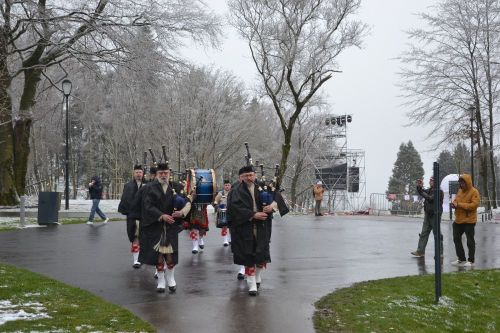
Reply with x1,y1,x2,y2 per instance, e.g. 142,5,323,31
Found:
0,262,154,332
314,269,500,333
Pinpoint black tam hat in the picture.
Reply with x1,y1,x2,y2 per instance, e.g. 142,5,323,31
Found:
149,166,157,174
157,162,169,171
133,164,143,170
238,165,255,175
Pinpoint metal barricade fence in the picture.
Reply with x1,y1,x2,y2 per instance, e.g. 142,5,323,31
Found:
369,193,499,222
478,198,499,223
369,193,423,217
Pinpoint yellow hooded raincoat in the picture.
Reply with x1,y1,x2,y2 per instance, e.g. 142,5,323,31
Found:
452,174,480,224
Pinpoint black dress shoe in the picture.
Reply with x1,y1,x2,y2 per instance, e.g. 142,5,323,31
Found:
237,273,245,280
133,263,141,269
157,288,165,293
199,244,205,249
192,249,198,254
256,282,261,289
248,290,257,296
169,286,177,292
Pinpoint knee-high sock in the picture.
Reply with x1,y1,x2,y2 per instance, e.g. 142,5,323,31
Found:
255,266,264,284
190,229,199,251
245,266,257,292
166,267,176,287
133,252,140,264
156,271,165,290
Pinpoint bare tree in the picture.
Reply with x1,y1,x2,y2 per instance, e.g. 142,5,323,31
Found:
286,106,327,209
228,0,367,188
0,0,222,205
166,66,252,171
399,0,499,207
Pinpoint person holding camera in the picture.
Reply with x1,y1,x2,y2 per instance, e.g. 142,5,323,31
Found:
410,177,443,258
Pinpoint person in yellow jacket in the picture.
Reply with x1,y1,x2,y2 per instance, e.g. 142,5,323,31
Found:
450,174,480,267
312,181,326,216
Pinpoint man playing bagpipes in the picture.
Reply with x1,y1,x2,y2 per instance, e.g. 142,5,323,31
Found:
227,144,289,296
140,162,192,293
118,164,144,269
125,151,158,272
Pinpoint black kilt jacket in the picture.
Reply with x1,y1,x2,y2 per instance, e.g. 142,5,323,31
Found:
139,180,185,266
118,180,139,215
227,182,272,267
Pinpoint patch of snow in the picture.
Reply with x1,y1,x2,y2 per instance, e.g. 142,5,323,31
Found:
0,300,51,325
436,296,454,308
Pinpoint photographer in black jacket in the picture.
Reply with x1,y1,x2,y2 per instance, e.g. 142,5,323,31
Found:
411,177,444,258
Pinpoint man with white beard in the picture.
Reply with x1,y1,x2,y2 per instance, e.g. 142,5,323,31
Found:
140,163,191,292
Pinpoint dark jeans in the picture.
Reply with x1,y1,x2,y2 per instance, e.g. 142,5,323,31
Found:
314,200,322,215
452,222,475,262
88,199,107,222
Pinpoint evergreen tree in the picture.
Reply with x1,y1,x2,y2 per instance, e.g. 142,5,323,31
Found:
452,142,471,175
387,141,425,195
437,150,454,181
435,143,471,183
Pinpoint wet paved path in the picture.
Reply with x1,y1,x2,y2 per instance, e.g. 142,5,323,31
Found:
0,215,499,333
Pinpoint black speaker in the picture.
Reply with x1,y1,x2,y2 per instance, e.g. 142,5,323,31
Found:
37,192,61,225
315,164,347,190
348,167,359,192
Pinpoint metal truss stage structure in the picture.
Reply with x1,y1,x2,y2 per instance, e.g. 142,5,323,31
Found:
307,114,367,212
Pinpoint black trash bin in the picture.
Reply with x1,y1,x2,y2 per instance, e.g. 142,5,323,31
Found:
37,192,62,225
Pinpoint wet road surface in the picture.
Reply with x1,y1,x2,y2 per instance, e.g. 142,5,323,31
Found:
0,215,499,333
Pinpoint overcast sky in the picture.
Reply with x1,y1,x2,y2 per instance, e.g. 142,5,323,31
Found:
183,0,438,196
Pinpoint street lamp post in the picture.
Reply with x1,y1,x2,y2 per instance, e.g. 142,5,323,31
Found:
62,79,72,210
469,105,474,185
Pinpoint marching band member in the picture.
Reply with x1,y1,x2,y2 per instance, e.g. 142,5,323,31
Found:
131,164,158,276
148,165,157,181
213,180,232,247
140,163,191,293
188,205,209,254
118,164,144,268
214,179,245,280
228,165,277,296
